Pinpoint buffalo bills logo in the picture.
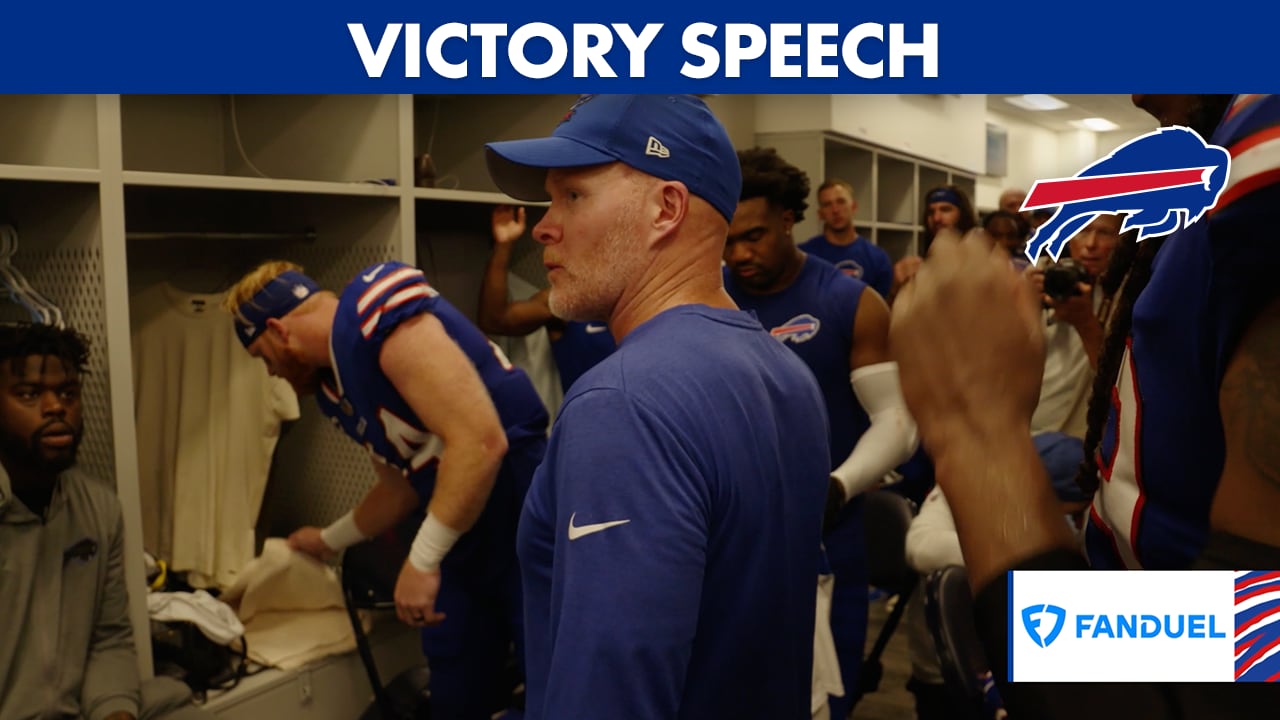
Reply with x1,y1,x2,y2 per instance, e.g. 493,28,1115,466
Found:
834,260,865,278
562,95,594,124
1234,571,1280,681
770,314,821,344
63,537,99,565
1022,126,1231,263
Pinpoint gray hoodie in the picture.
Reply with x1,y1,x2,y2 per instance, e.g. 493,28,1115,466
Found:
0,464,141,720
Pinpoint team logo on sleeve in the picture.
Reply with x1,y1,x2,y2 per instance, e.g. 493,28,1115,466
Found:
770,314,821,344
1022,126,1231,263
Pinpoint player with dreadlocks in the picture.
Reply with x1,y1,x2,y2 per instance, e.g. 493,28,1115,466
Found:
1074,94,1280,573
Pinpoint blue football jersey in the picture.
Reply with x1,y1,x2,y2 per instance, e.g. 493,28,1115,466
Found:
549,320,615,392
1086,94,1280,570
317,262,548,493
725,256,870,465
517,305,829,720
799,233,893,299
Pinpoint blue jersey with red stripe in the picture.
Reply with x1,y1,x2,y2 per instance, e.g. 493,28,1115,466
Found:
316,261,548,491
549,320,615,392
799,233,893,300
1086,95,1280,570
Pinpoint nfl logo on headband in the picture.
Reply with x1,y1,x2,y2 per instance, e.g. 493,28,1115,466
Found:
234,270,322,348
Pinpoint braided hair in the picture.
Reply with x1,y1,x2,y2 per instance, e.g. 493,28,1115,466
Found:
1075,231,1163,495
1075,94,1234,496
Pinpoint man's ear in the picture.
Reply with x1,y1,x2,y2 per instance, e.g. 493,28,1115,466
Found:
651,180,690,244
265,317,288,341
781,208,796,236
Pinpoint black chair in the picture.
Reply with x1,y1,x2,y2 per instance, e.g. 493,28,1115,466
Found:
340,515,432,720
924,565,994,714
857,489,919,696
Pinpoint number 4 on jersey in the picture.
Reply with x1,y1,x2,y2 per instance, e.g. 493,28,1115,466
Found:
379,407,443,471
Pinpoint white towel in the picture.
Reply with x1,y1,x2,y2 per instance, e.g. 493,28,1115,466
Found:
147,590,245,646
218,538,355,669
812,572,845,716
236,609,357,671
220,538,346,622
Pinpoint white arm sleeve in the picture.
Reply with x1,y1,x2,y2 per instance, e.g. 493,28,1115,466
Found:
904,486,965,574
830,361,920,499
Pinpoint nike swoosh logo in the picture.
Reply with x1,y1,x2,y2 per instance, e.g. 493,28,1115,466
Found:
362,264,386,282
567,512,630,541
584,323,608,334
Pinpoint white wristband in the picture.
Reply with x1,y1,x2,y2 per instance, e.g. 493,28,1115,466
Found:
408,513,462,572
319,511,368,552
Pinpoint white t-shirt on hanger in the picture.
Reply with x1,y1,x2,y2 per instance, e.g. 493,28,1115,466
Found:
131,282,300,588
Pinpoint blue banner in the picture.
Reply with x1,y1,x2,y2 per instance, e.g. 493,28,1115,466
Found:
2,1,1276,92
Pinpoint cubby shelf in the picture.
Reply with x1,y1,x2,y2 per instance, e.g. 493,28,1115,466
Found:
0,163,100,184
122,170,402,198
412,186,531,205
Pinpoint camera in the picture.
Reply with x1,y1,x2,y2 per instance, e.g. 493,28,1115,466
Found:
1043,259,1092,302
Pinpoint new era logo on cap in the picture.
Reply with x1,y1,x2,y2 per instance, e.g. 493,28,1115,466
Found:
645,136,670,159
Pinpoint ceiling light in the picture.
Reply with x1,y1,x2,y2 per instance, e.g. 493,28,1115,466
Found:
1073,117,1120,132
1003,94,1069,111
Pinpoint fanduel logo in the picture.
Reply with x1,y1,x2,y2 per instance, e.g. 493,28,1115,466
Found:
1075,614,1227,640
1021,604,1229,647
1021,604,1067,648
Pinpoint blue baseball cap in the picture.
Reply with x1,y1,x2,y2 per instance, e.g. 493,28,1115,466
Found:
484,94,742,223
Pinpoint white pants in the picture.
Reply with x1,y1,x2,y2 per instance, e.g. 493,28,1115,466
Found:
812,573,845,718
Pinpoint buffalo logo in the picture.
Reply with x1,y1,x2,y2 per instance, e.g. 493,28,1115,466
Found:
1234,571,1280,681
770,314,821,344
1021,604,1067,648
834,259,865,278
1022,126,1231,263
562,94,594,124
63,537,99,565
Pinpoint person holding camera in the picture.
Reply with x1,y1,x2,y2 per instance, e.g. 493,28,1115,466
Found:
1025,213,1121,439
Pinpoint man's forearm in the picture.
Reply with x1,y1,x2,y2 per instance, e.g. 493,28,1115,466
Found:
931,429,1078,591
1073,316,1105,370
82,516,142,720
351,472,422,539
478,243,516,331
425,438,505,538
